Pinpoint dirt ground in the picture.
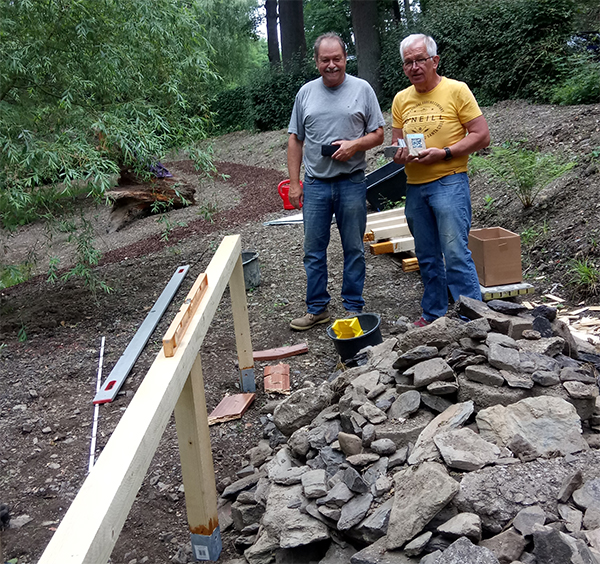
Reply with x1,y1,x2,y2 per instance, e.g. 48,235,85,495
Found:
1,101,599,563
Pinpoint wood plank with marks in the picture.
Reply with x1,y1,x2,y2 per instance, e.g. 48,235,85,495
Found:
253,343,309,361
208,393,256,425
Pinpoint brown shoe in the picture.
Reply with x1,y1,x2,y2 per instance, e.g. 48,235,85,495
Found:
290,310,331,331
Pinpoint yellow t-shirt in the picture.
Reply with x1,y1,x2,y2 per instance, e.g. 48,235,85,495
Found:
392,77,482,184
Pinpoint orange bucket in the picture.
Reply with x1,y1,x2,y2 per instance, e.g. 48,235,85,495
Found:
278,179,303,210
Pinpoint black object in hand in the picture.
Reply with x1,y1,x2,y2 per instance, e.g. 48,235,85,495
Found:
321,144,338,157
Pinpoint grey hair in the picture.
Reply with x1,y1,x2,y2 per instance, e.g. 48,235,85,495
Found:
399,34,437,60
314,33,347,60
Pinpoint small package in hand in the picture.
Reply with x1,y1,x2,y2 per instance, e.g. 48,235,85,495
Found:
383,139,407,158
405,133,426,157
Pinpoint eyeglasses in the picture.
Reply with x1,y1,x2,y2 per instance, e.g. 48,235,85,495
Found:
402,56,433,69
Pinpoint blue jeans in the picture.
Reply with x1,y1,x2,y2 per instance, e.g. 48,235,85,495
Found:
405,172,481,321
302,171,367,314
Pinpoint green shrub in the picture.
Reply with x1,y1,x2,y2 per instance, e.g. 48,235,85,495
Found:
569,258,600,295
471,144,575,207
551,59,600,104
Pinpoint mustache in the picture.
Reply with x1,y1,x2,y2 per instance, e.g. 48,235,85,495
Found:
325,67,340,73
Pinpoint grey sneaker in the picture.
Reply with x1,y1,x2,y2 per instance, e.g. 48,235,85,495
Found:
290,310,330,331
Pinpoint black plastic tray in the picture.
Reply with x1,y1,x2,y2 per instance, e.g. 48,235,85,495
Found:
366,162,407,211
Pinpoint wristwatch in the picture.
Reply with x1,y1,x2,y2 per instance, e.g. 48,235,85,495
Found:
443,147,453,161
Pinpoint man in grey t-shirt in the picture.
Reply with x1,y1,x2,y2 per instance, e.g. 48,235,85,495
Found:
288,32,385,331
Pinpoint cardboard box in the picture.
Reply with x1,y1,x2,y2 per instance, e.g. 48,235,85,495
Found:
468,227,522,287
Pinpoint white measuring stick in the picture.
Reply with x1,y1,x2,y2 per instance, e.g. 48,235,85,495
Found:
88,336,105,473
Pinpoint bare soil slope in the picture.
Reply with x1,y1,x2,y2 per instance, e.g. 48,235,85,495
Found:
0,101,599,564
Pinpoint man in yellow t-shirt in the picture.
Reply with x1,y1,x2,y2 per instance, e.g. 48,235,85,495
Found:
391,33,490,327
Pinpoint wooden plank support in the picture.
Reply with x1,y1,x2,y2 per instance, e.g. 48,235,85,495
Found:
229,253,256,392
253,343,309,361
371,222,411,242
174,355,222,560
402,257,420,272
369,236,415,255
163,273,208,357
38,235,243,564
366,209,406,231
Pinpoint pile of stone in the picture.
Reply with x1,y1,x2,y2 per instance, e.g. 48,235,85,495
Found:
217,296,600,564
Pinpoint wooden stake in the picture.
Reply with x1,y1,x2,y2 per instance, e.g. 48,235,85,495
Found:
174,355,220,540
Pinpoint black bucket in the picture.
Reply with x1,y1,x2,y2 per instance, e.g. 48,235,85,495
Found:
242,251,260,290
326,313,383,361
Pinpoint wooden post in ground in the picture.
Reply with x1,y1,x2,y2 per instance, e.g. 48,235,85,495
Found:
174,355,221,560
229,252,256,392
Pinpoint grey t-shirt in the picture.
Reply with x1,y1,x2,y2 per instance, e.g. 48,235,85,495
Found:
288,74,385,179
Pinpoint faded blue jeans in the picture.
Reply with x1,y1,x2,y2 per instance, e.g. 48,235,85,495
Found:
405,172,481,321
302,170,367,314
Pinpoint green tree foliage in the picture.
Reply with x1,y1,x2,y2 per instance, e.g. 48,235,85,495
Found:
202,0,267,90
0,0,216,234
303,0,354,55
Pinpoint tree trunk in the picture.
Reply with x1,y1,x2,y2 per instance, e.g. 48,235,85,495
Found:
279,0,306,71
350,0,381,95
265,0,281,67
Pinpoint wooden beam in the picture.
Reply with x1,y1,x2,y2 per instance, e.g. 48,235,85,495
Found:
162,273,208,357
366,209,406,231
369,236,415,255
174,355,219,540
38,235,243,564
228,253,255,392
371,222,411,242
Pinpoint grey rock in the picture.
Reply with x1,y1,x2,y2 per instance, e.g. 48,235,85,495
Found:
320,446,346,476
273,383,334,435
387,462,460,550
519,351,560,373
318,542,357,564
479,527,527,564
515,337,566,357
434,427,501,471
532,316,553,338
244,530,279,564
359,403,388,425
459,296,515,335
340,410,367,435
476,396,589,457
404,531,432,556
388,390,421,419
522,329,542,339
488,300,528,316
513,505,546,536
488,343,521,373
507,434,541,462
563,380,599,400
408,401,474,465
317,481,354,508
271,466,309,486
397,316,465,352
437,536,500,564
464,365,505,387
557,502,583,533
301,469,328,499
464,317,492,339
222,471,264,499
247,440,273,467
342,466,369,493
437,512,482,542
420,392,453,414
486,332,519,349
288,427,311,458
411,358,455,388
500,370,534,389
232,501,265,531
583,506,600,530
367,383,388,400
557,470,583,503
560,366,597,384
420,551,442,564
351,370,382,394
351,499,393,544
362,423,377,447
347,453,381,467
426,380,459,396
261,484,330,549
351,536,417,564
374,475,392,497
388,446,408,469
551,318,580,359
374,410,435,450
507,317,534,340
337,492,374,530
459,337,489,355
338,432,363,456
393,345,439,370
363,457,389,486
573,478,600,510
371,438,397,456
531,305,557,322
532,370,560,386
532,525,575,564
